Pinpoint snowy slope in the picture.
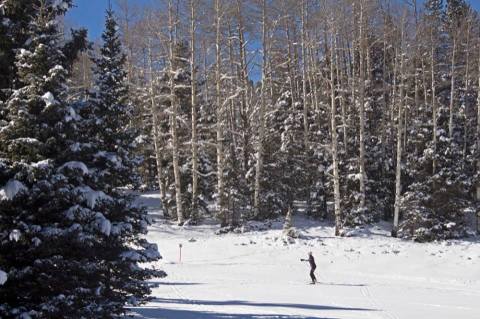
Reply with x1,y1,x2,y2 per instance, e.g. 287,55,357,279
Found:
129,192,480,319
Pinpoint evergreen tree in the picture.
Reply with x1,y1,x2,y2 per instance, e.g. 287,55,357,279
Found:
0,3,163,317
399,103,472,241
72,7,165,314
0,0,37,102
83,8,139,191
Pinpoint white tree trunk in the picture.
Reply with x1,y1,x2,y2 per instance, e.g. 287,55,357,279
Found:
147,41,167,213
431,29,437,174
336,45,348,152
253,0,267,218
358,1,366,210
190,0,199,220
237,0,250,174
215,0,227,226
393,21,406,238
449,37,456,139
168,0,183,225
300,0,309,147
330,32,342,236
463,23,470,161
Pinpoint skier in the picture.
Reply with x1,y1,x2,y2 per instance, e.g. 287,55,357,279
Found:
301,251,317,284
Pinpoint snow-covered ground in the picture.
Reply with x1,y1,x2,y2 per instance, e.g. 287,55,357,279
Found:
129,192,480,319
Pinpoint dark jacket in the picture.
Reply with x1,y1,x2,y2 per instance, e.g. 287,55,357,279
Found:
308,255,316,269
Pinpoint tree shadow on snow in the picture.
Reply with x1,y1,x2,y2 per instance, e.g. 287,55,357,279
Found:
148,281,203,286
128,306,342,319
149,298,376,312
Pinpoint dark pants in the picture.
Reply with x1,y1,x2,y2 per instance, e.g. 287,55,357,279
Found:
310,267,317,283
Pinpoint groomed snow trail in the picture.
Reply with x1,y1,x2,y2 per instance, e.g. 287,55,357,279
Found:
129,192,480,319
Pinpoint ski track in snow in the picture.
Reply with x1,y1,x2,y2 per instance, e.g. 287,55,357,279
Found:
128,192,480,319
360,285,397,319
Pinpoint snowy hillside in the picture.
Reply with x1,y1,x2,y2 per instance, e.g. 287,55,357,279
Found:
129,193,480,319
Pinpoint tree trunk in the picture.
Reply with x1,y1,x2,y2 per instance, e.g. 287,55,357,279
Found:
337,45,348,152
463,22,470,163
358,1,366,210
215,0,227,226
147,41,167,216
168,0,183,225
330,32,342,236
392,21,405,238
300,0,309,148
253,0,267,218
284,16,296,104
449,36,456,139
190,0,199,221
431,29,437,174
237,0,250,175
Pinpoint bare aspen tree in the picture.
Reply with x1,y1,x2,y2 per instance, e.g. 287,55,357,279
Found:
412,4,420,132
350,2,357,146
236,0,250,173
227,21,239,226
307,32,320,117
380,11,388,152
390,42,398,130
358,0,367,210
202,39,209,104
190,0,199,220
168,0,183,225
336,39,348,152
448,36,456,139
330,26,342,236
147,40,167,212
300,0,309,147
253,0,268,218
430,28,437,174
422,57,428,107
463,18,471,161
215,0,227,226
283,13,297,106
392,17,406,238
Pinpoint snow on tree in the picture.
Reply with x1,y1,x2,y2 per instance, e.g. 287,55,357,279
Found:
0,269,7,286
82,8,139,191
399,105,472,241
283,207,298,238
0,4,164,318
87,0,480,240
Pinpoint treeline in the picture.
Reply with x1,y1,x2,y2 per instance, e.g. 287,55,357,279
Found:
87,0,479,241
74,0,480,242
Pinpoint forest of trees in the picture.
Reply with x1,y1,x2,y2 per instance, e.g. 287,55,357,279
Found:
76,0,479,241
1,0,480,317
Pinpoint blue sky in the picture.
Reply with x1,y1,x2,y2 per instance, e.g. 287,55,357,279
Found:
66,0,109,39
67,0,480,40
65,0,152,39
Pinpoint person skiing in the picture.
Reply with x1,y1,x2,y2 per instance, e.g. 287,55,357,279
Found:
301,251,317,284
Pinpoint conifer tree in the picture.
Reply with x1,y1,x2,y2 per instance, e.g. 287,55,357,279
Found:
0,3,163,317
84,8,138,190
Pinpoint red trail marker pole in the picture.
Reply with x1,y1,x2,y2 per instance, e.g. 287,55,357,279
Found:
179,243,183,263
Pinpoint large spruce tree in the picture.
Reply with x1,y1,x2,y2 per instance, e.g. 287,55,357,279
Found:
0,2,163,317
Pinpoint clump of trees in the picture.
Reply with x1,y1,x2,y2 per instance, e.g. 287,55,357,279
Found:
113,0,479,241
